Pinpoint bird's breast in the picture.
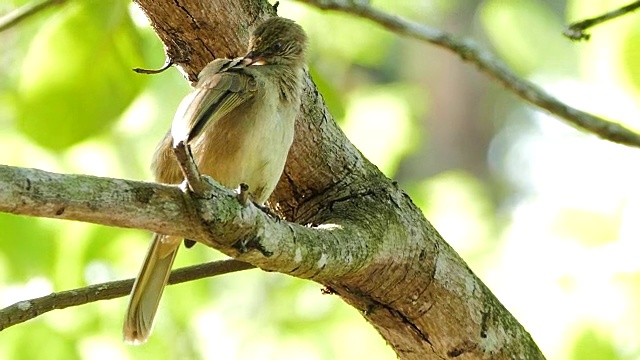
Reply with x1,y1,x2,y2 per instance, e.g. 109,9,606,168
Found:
190,91,296,204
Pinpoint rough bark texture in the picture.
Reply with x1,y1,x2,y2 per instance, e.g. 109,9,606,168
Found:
130,1,545,358
0,0,546,358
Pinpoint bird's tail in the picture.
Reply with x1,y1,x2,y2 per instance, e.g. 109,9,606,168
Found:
123,233,180,344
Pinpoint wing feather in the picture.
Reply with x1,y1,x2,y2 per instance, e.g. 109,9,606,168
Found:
171,58,258,145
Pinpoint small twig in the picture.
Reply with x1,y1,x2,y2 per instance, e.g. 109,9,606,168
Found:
0,0,66,32
564,0,640,41
296,0,640,148
0,259,255,331
172,141,209,194
133,57,175,74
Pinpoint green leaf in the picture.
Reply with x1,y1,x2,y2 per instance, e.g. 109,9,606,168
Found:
16,0,146,150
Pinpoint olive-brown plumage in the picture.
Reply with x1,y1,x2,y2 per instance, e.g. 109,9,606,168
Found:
123,17,307,344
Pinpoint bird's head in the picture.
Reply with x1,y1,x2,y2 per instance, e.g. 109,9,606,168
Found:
244,17,307,67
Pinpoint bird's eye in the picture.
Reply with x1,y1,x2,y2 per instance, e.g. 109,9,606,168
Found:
271,42,283,52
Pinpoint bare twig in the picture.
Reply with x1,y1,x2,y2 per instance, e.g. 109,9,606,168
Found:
296,0,640,148
564,0,640,41
0,259,255,330
133,57,175,74
0,0,66,32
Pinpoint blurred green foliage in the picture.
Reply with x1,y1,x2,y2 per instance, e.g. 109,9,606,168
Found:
621,24,640,94
571,327,620,360
16,0,146,150
1,0,640,359
481,0,577,75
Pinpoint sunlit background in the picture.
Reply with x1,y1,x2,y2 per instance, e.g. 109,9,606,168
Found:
1,0,640,359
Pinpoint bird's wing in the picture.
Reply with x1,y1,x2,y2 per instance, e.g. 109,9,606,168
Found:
171,58,258,145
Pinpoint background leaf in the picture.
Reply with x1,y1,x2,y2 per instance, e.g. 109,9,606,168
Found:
16,0,146,150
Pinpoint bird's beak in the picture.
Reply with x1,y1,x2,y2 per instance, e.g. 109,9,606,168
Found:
243,52,267,66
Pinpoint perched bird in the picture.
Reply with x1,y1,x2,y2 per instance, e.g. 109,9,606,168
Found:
123,17,307,344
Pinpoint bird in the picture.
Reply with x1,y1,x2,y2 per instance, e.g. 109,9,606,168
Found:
123,16,308,344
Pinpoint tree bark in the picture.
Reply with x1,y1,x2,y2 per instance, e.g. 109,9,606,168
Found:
110,0,546,357
0,0,546,358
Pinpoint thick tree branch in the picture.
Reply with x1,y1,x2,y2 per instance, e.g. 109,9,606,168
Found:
0,165,370,280
0,158,543,359
0,165,204,238
122,2,547,356
296,0,640,148
0,259,254,331
564,0,640,41
1,0,547,358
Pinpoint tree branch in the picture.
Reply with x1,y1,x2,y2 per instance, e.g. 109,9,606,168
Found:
564,0,640,41
296,0,640,148
0,156,544,358
0,259,254,331
1,0,547,357
0,0,67,32
0,164,373,280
